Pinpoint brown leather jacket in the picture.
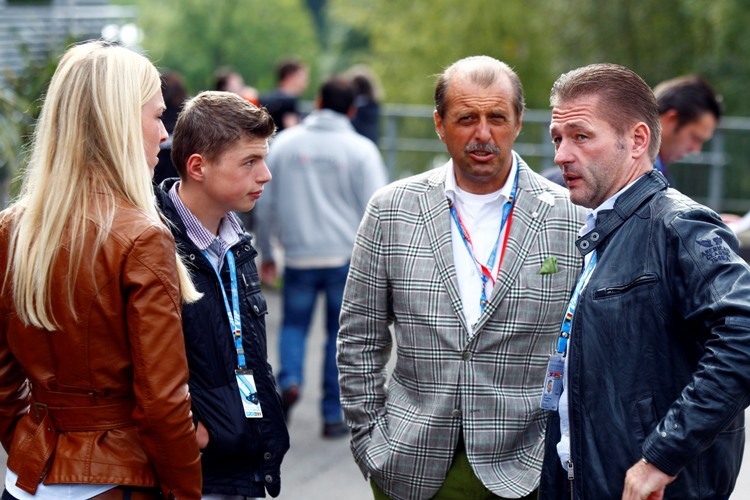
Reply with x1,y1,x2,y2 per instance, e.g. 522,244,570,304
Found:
0,198,202,498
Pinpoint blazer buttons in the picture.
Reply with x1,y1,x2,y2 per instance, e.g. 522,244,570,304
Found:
462,351,472,361
452,409,462,418
264,451,273,460
265,474,274,483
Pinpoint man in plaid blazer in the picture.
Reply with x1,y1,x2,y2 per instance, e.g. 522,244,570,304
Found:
338,56,587,499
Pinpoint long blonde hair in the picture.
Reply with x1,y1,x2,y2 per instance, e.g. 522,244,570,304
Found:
8,40,200,330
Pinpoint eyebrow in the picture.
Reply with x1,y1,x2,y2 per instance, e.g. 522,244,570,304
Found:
550,120,592,133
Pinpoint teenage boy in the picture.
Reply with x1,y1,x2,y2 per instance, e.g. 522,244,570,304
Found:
156,90,289,499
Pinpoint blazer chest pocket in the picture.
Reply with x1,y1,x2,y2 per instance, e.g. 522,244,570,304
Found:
593,273,657,299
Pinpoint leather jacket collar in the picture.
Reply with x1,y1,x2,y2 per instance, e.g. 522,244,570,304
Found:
575,170,669,256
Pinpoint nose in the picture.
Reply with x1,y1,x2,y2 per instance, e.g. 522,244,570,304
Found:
474,118,492,142
257,161,272,185
553,140,574,167
159,120,168,144
689,139,703,155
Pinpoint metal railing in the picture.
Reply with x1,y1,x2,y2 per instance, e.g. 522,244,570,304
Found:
376,104,750,213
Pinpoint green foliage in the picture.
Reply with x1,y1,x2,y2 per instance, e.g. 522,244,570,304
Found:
328,0,750,116
330,0,553,108
132,0,322,95
1,41,63,199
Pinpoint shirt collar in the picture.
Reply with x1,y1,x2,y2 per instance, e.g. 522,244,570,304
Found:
168,180,244,252
582,176,642,235
444,152,519,204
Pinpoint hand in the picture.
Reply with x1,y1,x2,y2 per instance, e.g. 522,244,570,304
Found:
260,261,277,287
720,213,741,224
622,459,675,500
195,420,209,449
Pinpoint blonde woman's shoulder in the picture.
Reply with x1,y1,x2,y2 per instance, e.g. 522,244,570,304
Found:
108,199,174,249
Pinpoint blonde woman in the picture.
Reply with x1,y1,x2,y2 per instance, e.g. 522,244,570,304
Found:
0,41,202,499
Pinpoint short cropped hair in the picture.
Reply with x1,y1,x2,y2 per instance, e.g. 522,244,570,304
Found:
434,55,525,122
320,76,355,115
275,58,306,84
550,63,662,162
654,75,723,129
171,91,276,178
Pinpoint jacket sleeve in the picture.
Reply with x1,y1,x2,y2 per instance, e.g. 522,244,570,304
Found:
642,209,750,476
0,326,31,453
337,196,393,473
124,225,202,499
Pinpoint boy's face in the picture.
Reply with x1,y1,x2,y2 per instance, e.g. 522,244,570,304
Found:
201,136,271,213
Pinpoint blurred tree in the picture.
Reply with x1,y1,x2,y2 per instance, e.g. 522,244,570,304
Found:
544,0,750,115
1,41,63,202
132,0,321,95
327,0,750,115
329,0,554,108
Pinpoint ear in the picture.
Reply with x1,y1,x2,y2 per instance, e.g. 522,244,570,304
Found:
659,109,680,135
434,110,446,143
514,113,524,139
631,122,650,159
185,153,207,183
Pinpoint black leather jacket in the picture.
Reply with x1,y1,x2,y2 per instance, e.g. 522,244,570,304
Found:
540,171,750,499
157,179,290,497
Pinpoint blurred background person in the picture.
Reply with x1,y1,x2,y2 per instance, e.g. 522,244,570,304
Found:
260,57,309,131
214,65,260,106
653,74,723,182
154,70,188,184
0,40,202,499
345,64,383,144
254,76,387,439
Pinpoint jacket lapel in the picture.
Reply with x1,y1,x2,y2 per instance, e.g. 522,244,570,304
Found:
419,165,471,333
473,161,554,332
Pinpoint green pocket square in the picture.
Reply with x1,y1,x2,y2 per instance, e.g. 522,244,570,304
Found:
539,256,559,275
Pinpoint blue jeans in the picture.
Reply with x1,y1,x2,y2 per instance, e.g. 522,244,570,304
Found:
278,264,349,424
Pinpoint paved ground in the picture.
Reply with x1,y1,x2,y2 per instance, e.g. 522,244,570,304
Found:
2,286,750,498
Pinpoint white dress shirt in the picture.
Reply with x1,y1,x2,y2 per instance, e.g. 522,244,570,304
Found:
445,157,518,335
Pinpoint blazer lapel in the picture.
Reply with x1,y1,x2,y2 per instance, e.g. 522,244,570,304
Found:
419,165,470,333
473,162,553,332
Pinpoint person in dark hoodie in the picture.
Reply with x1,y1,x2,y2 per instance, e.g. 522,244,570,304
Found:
156,90,289,498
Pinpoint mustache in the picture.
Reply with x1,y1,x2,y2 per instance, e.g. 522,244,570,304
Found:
464,143,501,155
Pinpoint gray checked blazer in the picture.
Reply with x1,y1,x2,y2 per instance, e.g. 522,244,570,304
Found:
338,156,587,500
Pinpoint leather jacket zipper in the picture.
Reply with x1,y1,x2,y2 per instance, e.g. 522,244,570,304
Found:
567,459,574,500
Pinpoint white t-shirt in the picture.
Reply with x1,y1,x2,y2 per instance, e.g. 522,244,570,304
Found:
5,468,114,499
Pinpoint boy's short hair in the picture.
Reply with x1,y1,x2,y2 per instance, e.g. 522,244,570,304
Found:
171,91,276,178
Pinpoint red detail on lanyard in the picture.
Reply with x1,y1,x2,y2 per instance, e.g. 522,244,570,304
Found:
453,205,515,286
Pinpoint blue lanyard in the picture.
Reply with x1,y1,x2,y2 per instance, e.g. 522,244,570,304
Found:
449,167,519,313
557,251,598,355
203,249,246,369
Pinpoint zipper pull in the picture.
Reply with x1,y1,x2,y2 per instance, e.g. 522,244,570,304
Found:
241,273,248,288
567,459,575,481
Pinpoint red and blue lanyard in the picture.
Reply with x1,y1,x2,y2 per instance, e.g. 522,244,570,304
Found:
557,251,598,355
448,168,519,313
204,249,246,369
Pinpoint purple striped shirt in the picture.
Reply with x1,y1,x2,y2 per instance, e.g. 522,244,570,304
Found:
168,181,244,271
